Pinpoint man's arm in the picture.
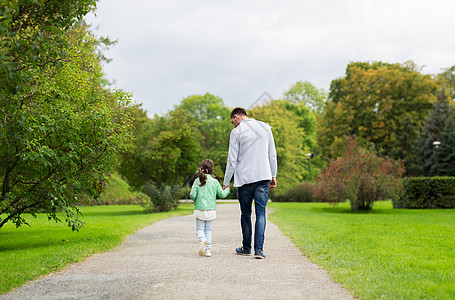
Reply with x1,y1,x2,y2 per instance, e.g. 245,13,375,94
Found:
268,127,277,180
223,129,239,187
269,177,277,189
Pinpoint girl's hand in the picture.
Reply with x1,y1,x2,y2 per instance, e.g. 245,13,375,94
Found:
223,185,230,190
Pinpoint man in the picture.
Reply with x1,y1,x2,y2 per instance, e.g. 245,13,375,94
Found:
223,107,277,259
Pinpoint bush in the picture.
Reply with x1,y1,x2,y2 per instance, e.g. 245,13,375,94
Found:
140,183,179,212
271,181,316,202
314,137,405,211
394,177,455,208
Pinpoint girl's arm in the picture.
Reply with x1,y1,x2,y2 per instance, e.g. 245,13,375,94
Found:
216,181,230,199
190,180,199,201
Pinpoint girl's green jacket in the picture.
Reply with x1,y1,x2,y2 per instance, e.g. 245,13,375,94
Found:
190,174,230,210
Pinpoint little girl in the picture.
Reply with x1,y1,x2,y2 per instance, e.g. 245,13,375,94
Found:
190,159,230,257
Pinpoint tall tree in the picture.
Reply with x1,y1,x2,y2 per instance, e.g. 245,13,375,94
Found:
390,114,421,176
118,108,202,211
318,61,438,158
174,93,231,177
283,80,328,115
435,65,455,105
250,100,308,195
1,15,133,230
435,115,455,176
419,90,454,176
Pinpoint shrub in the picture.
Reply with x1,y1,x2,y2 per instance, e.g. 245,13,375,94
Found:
314,137,405,211
394,177,455,208
140,183,179,212
271,181,316,202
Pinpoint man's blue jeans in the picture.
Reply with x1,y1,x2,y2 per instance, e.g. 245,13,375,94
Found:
238,180,270,253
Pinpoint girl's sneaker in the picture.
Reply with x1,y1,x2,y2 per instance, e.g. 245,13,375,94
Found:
204,250,212,257
199,240,208,256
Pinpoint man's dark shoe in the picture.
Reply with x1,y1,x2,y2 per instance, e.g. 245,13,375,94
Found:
235,247,251,256
254,251,266,259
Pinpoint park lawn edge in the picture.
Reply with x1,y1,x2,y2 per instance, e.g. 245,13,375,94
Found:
0,204,193,295
267,201,455,300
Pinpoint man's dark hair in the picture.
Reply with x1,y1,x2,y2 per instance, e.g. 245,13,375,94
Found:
230,107,248,119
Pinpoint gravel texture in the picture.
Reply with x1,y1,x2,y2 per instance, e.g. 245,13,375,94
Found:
2,204,355,299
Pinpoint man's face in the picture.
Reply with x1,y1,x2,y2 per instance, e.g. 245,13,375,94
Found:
231,115,240,128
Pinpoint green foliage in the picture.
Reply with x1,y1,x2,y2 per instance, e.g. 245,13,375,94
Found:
0,20,134,230
271,181,316,202
314,138,405,211
250,100,309,195
269,202,455,299
319,61,437,158
140,182,179,212
435,116,455,176
118,107,202,211
283,80,328,114
394,177,455,209
390,114,422,176
435,65,455,104
419,92,455,176
174,93,231,177
95,173,144,205
0,204,193,294
0,0,97,95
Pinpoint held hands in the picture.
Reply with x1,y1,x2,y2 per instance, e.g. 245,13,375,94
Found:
223,185,230,191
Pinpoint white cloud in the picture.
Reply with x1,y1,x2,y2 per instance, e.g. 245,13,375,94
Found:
86,0,455,116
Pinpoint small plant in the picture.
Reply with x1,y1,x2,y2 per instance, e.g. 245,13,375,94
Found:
140,182,179,212
314,137,405,210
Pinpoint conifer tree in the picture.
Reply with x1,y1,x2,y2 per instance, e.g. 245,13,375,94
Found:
391,114,421,176
435,116,455,176
419,90,454,176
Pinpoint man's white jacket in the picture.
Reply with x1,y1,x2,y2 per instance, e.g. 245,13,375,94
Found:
223,119,277,188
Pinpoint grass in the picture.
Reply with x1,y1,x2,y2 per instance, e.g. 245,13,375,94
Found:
268,201,455,299
0,204,193,295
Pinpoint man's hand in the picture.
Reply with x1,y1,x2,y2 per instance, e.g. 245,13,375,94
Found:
223,185,230,190
269,178,277,189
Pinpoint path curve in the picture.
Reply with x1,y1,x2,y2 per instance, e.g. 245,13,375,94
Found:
2,204,354,299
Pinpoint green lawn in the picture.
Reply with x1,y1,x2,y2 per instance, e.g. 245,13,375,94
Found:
0,205,193,294
268,201,455,300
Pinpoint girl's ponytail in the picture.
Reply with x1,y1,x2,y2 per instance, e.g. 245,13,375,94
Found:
198,159,214,186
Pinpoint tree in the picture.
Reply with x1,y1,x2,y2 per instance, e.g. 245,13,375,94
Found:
283,80,328,115
174,93,231,177
390,114,421,176
1,19,133,230
250,100,308,195
435,115,455,176
418,90,454,176
314,138,405,211
0,1,97,95
318,61,437,158
435,65,455,105
118,108,202,211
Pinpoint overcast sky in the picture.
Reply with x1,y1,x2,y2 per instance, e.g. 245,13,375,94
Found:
84,0,455,116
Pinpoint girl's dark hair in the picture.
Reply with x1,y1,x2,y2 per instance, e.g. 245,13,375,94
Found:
199,159,214,186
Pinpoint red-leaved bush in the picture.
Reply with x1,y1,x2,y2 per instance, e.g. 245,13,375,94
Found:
314,138,405,210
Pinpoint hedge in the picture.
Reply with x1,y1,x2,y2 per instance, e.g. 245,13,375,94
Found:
393,177,455,209
271,181,316,202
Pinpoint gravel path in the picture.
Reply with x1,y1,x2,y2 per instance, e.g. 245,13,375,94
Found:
3,204,354,299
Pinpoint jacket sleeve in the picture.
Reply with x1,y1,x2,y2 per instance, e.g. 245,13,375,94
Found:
224,129,239,186
268,127,278,178
190,180,199,201
216,181,231,199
